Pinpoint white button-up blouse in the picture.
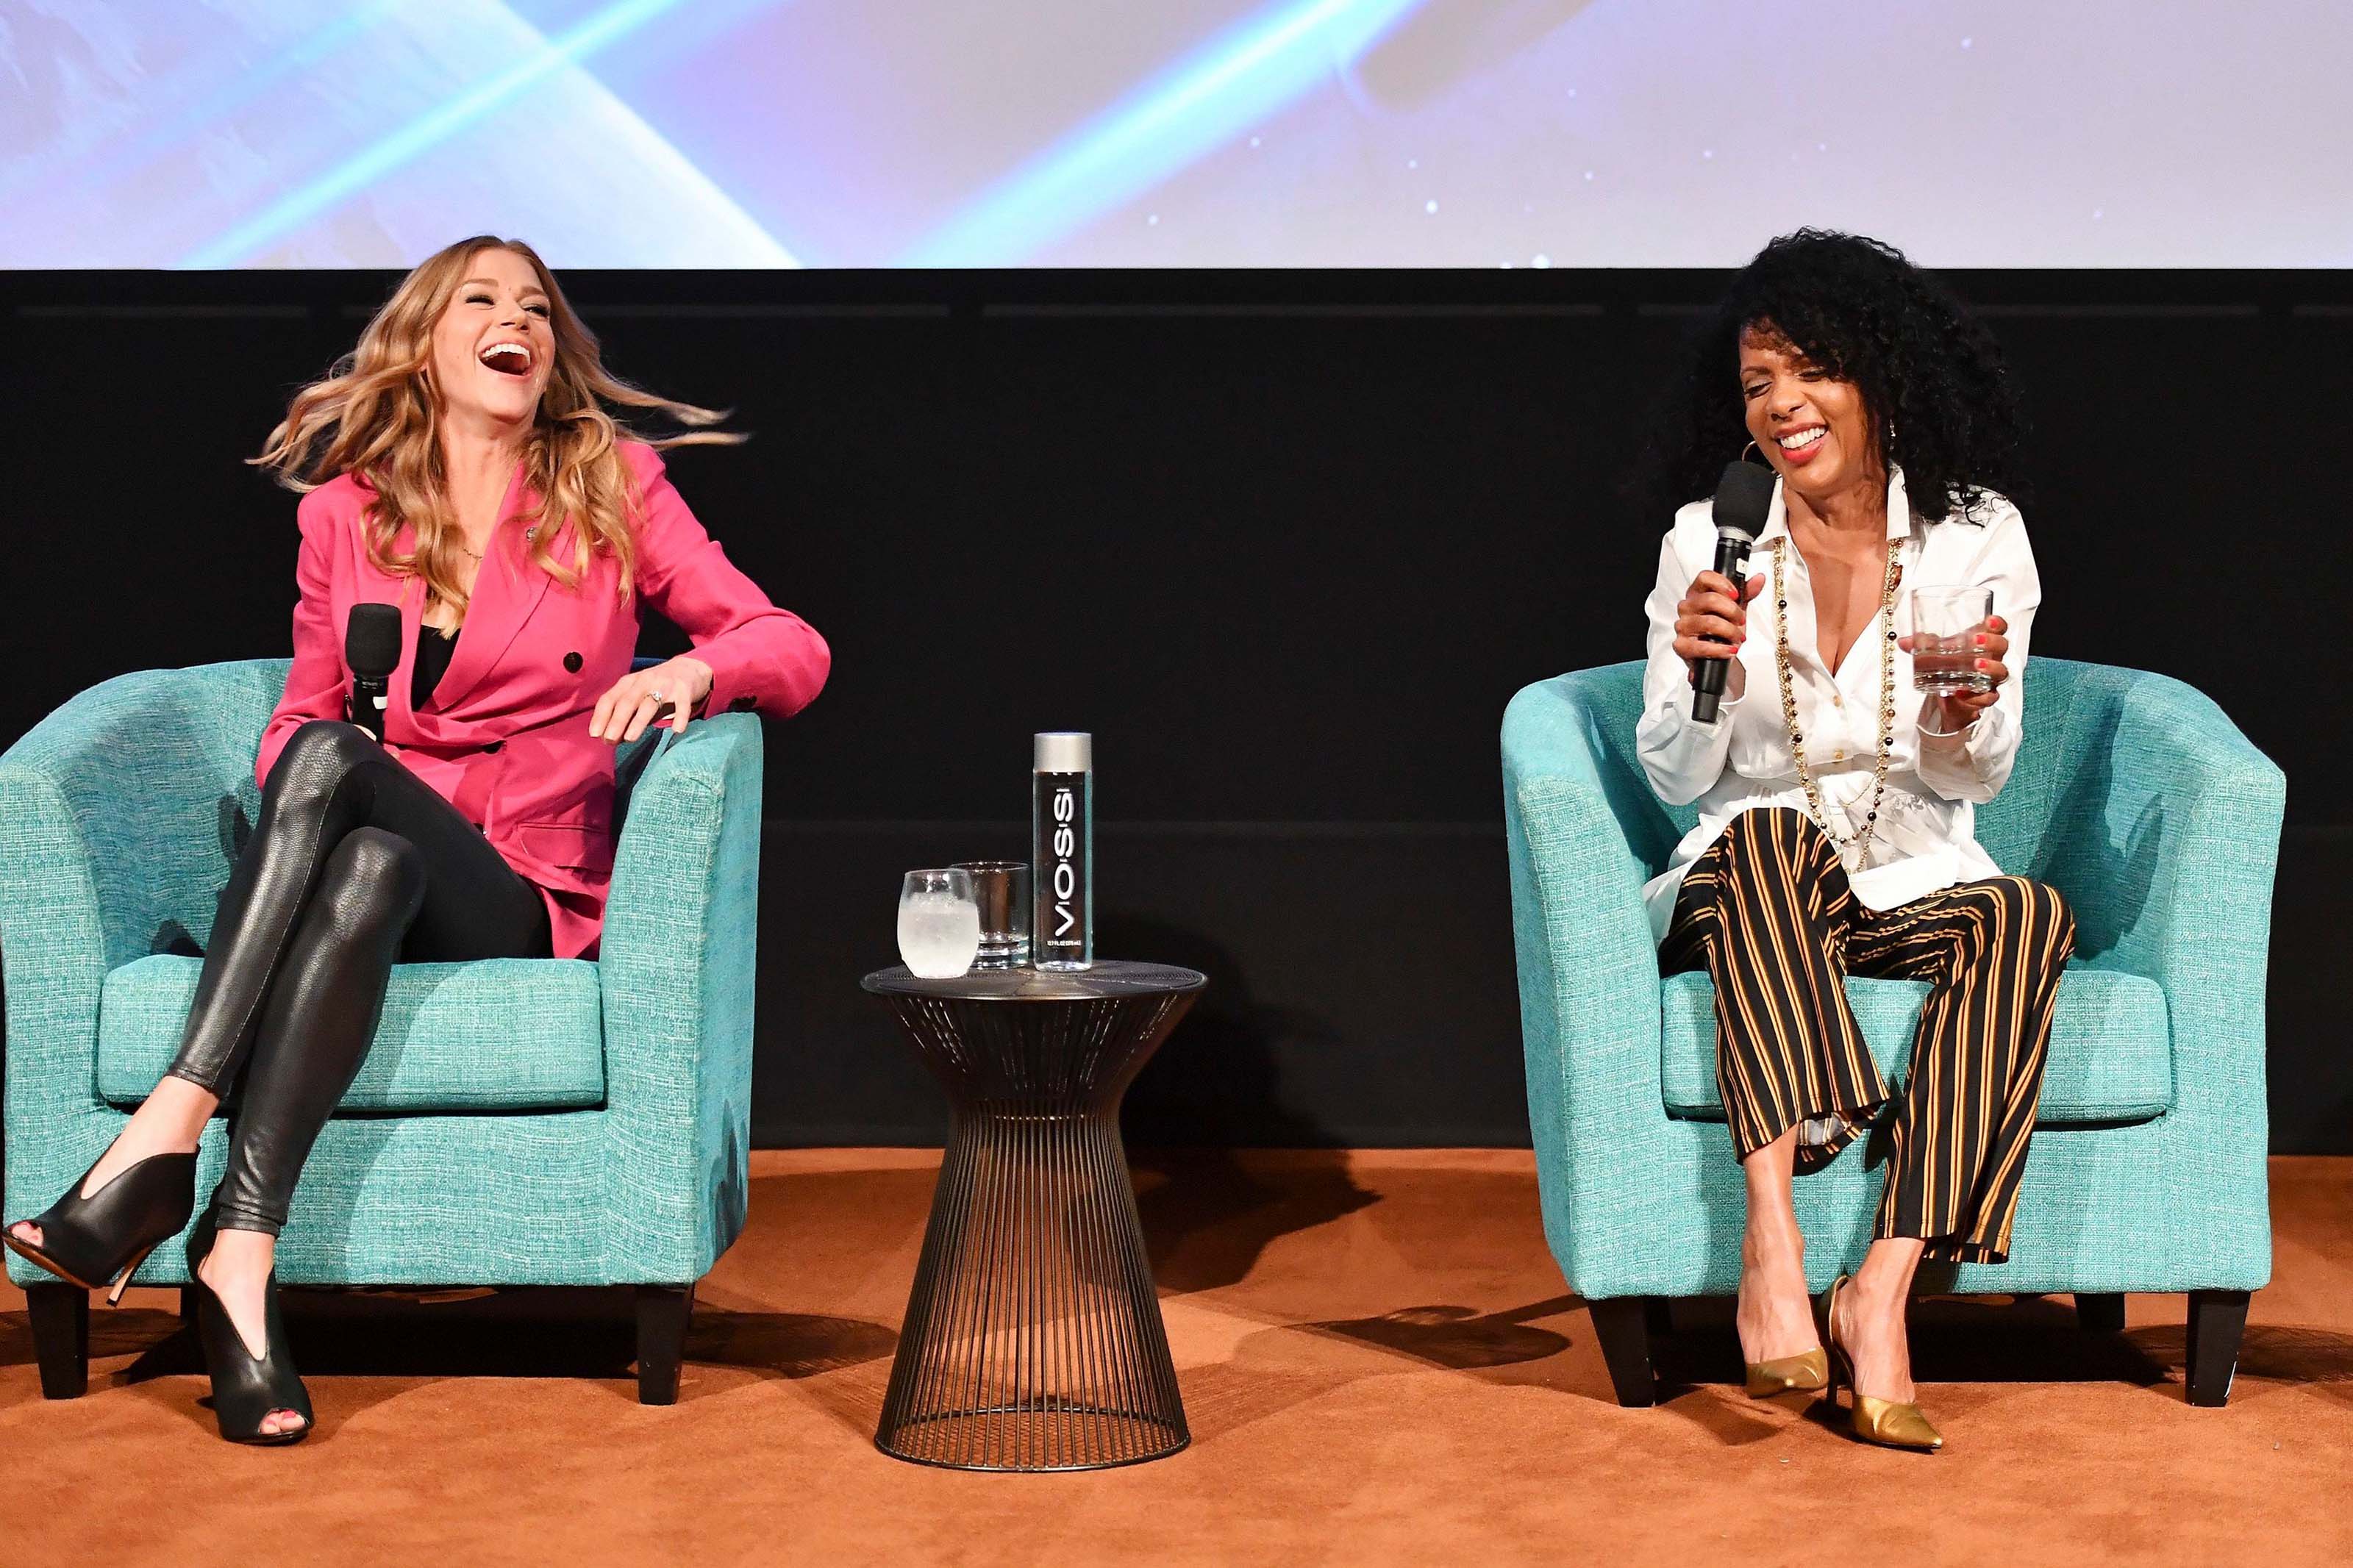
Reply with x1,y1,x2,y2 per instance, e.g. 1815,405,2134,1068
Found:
1635,468,2040,942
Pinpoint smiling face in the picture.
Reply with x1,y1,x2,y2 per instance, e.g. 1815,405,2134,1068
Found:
1738,323,1882,507
426,246,554,434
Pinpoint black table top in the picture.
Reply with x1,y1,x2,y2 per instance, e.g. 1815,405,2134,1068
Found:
860,961,1207,1003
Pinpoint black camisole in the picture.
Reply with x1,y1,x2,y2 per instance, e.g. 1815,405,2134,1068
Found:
413,620,461,710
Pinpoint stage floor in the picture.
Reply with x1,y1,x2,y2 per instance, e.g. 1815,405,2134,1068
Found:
4,1151,2347,1564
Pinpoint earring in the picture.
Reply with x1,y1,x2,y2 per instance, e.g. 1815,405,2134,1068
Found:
1740,439,1765,466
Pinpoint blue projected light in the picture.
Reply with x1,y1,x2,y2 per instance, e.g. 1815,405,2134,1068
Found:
181,0,796,268
2,1,2346,268
0,4,404,213
899,0,1427,267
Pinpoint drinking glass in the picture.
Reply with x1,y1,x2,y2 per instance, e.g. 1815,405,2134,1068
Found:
897,869,980,979
1909,587,1996,695
951,861,1031,970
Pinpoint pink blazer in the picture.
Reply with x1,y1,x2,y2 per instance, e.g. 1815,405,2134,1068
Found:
257,441,829,959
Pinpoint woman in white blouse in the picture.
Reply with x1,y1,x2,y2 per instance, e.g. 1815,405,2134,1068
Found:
1638,230,2077,1450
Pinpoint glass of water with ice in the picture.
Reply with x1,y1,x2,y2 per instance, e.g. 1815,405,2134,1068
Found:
898,869,981,979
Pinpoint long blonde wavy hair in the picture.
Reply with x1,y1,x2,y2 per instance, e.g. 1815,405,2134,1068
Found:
254,235,740,617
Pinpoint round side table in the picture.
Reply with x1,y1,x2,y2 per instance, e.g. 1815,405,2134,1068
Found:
860,962,1205,1471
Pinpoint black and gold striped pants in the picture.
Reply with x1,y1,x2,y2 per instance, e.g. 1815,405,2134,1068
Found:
1660,806,2077,1264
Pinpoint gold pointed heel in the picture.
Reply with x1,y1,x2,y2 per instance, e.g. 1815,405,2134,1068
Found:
1820,1274,1942,1452
1744,1348,1829,1397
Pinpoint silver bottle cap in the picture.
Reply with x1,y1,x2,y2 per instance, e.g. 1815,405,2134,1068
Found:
1033,731,1092,773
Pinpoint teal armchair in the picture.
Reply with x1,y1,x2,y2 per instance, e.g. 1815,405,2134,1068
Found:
1,659,767,1403
1502,658,2284,1407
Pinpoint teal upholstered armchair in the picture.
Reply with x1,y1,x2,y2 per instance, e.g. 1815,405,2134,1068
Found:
1502,658,2283,1407
1,659,766,1403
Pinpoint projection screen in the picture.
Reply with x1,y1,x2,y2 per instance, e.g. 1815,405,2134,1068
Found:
3,0,2345,268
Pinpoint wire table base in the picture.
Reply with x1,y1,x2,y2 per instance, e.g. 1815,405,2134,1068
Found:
862,963,1205,1471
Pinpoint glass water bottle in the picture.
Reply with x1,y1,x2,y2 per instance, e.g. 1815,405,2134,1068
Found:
1031,732,1093,971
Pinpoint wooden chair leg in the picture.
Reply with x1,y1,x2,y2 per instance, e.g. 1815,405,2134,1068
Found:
26,1284,90,1400
1588,1296,1657,1408
635,1284,696,1406
2075,1292,2127,1333
2185,1289,2250,1407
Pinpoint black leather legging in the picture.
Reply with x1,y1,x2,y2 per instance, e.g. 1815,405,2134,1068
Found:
168,720,552,1235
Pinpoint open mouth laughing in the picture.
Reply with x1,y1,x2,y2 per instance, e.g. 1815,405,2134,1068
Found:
1775,423,1827,464
479,340,534,377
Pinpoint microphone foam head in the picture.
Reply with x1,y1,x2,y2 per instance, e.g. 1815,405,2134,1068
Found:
345,602,404,680
1712,459,1777,542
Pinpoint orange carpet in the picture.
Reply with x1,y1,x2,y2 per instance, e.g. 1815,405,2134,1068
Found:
3,1151,2347,1566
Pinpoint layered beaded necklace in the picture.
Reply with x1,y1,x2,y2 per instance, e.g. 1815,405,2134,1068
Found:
1766,535,1903,864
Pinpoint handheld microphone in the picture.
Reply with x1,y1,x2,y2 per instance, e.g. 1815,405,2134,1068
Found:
1690,459,1777,725
345,604,402,741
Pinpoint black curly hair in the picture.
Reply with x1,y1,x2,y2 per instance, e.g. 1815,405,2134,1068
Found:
1649,229,2027,525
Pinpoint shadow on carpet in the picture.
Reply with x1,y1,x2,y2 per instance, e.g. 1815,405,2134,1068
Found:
1135,1149,1380,1295
1,1290,896,1395
1307,1296,1579,1370
1657,1295,2353,1405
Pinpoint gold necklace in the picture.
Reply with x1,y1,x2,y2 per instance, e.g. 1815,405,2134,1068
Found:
1768,537,1902,863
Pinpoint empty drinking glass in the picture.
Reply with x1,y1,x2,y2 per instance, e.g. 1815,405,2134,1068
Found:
897,869,980,979
951,861,1031,970
1909,587,1996,695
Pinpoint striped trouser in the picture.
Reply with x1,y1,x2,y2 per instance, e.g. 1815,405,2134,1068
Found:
1658,806,2077,1264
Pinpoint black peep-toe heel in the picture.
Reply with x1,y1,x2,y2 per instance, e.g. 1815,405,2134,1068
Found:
185,1206,313,1446
3,1150,199,1305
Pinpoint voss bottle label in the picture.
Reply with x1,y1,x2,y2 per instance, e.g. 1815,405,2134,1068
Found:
1034,771,1091,967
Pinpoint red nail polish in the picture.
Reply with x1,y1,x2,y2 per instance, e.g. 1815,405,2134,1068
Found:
1975,659,1989,671
1973,633,1987,647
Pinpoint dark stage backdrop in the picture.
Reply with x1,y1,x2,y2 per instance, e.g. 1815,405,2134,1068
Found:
1,268,2343,1153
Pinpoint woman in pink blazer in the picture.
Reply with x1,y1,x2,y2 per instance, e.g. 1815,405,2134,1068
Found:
4,237,826,1443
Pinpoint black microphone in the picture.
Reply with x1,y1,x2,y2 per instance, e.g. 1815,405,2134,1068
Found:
345,603,402,741
1690,459,1777,725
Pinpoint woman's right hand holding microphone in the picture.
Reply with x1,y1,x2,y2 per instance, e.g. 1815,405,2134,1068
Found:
1674,569,1764,676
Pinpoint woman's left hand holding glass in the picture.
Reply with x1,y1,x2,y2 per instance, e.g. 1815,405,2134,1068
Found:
1899,614,2010,730
590,654,715,742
